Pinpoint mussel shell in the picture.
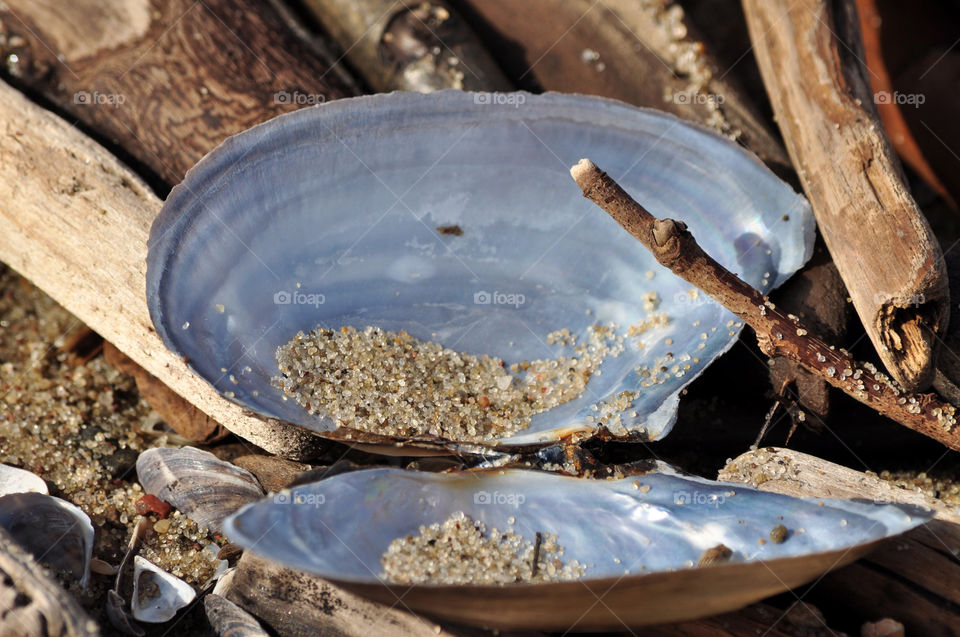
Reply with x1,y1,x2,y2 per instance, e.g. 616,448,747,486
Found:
0,492,94,588
147,91,813,447
204,594,269,637
0,464,47,496
223,467,927,629
136,447,264,534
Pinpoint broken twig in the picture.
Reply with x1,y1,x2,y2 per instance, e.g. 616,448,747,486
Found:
570,158,960,451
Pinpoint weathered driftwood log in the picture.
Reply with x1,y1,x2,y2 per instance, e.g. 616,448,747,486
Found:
720,447,960,636
741,0,949,392
571,158,960,450
0,80,325,459
216,553,491,637
454,0,790,172
104,342,229,444
0,527,99,637
0,0,356,185
302,0,512,92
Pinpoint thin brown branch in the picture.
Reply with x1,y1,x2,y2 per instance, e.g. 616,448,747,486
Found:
570,158,960,451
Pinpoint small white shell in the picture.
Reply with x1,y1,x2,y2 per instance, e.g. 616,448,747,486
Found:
131,556,196,623
0,464,47,496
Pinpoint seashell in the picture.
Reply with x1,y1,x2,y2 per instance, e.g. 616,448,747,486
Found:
131,556,196,623
0,492,94,589
147,91,813,448
0,525,99,637
136,447,264,534
0,464,48,496
204,594,269,637
223,467,928,630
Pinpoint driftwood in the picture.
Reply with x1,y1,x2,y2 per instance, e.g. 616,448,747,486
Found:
454,0,790,173
720,447,960,636
302,0,512,92
0,80,325,459
0,528,98,637
0,0,356,185
570,158,960,450
741,0,949,392
104,342,229,443
216,553,488,637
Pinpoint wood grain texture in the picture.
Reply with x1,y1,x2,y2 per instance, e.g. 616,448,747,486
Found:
741,0,949,392
218,553,487,637
0,80,325,459
302,0,512,92
104,341,229,443
720,447,960,636
0,0,356,184
454,0,791,173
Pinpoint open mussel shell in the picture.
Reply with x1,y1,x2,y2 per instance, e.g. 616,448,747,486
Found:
0,492,94,589
223,467,927,630
147,91,813,448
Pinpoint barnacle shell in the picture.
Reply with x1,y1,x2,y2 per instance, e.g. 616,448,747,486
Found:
147,91,813,447
223,467,927,629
